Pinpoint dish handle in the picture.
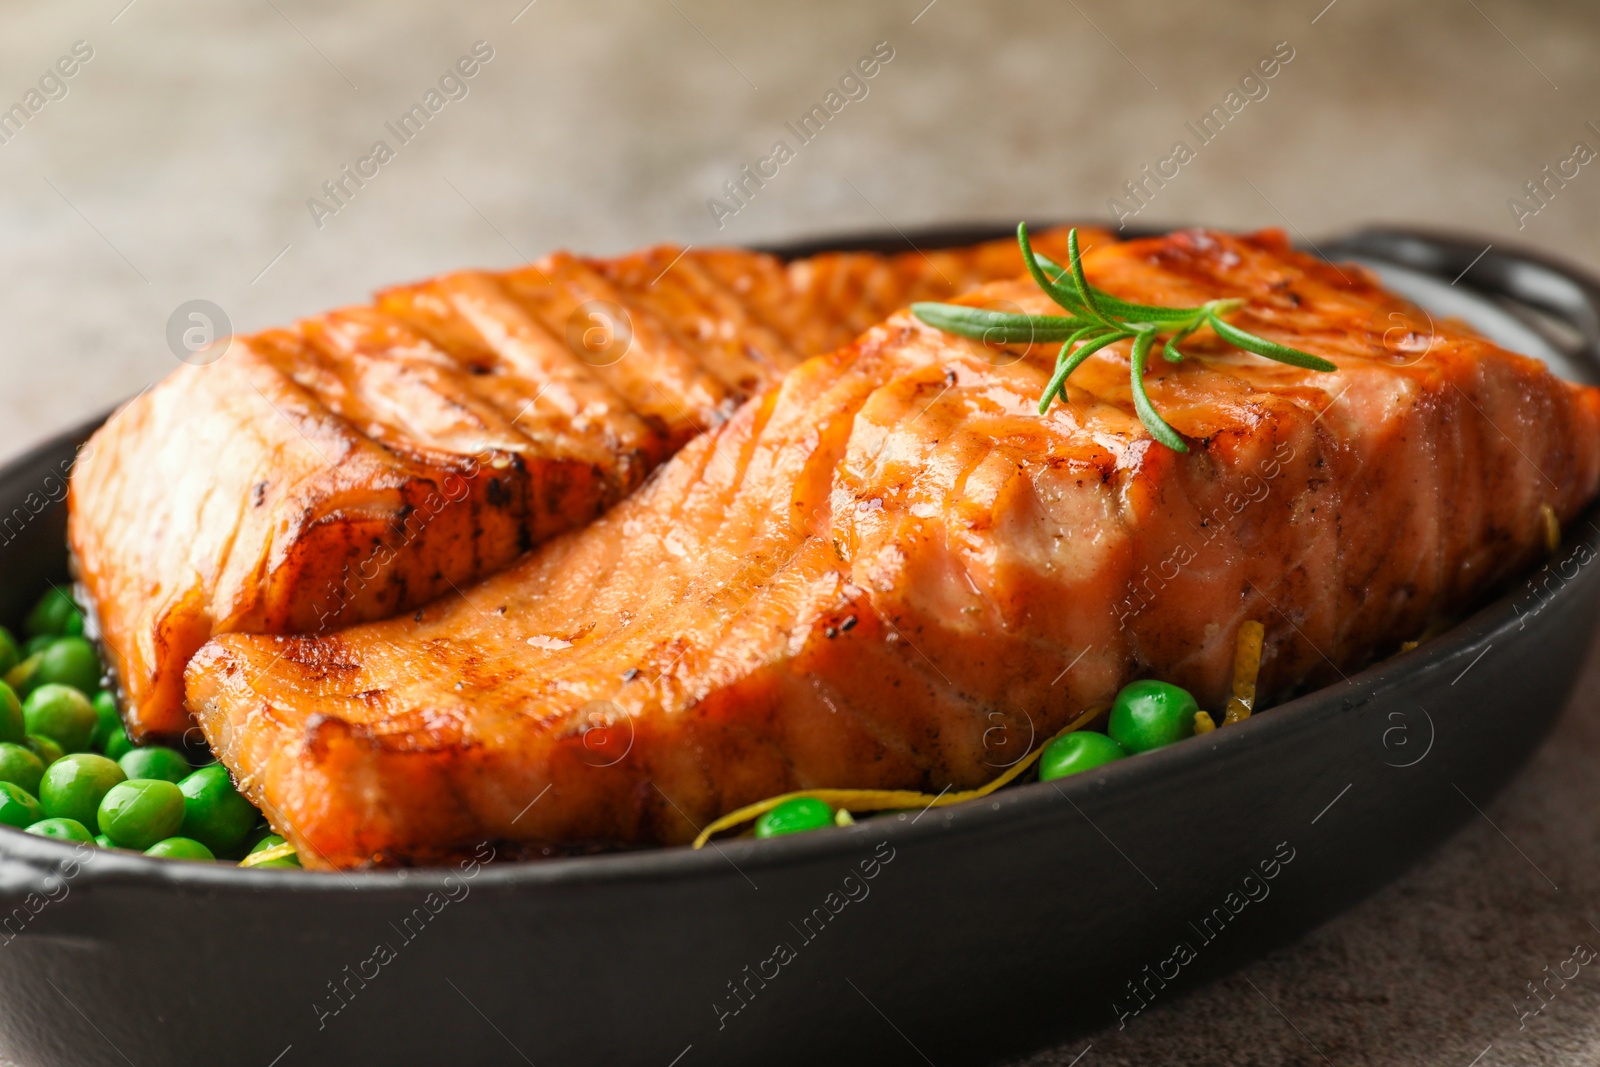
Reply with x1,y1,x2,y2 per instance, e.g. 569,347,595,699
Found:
1327,227,1600,371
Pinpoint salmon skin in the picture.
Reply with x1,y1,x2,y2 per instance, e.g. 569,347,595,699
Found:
69,227,1110,741
187,229,1600,869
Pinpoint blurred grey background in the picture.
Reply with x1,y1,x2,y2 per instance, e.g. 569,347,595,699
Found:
4,1,1600,1064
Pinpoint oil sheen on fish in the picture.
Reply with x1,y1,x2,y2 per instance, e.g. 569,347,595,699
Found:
187,229,1600,869
70,227,1108,740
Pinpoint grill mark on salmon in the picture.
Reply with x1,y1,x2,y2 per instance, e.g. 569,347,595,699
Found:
187,229,1600,869
70,227,1109,741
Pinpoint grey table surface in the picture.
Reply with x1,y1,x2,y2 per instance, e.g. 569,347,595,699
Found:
3,1,1600,1064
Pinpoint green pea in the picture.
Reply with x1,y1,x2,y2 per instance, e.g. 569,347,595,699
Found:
22,635,55,658
252,856,302,869
101,726,134,761
244,834,300,867
1039,731,1128,781
25,588,82,638
0,742,46,796
91,691,120,750
144,837,214,861
23,684,97,753
5,653,41,698
35,637,100,695
26,734,64,768
0,626,19,676
248,833,286,854
39,753,125,830
93,833,115,849
178,763,259,855
25,817,93,843
99,779,185,850
0,681,22,745
0,781,43,830
753,797,834,839
119,747,191,786
1108,680,1199,754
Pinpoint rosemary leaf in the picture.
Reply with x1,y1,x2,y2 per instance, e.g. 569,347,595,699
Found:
911,303,1090,344
1065,227,1112,326
1017,224,1093,320
1208,315,1338,372
1127,330,1189,453
1037,328,1126,413
1162,321,1200,364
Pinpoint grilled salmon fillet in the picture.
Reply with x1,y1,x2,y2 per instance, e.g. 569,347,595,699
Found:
187,229,1600,869
70,226,1113,741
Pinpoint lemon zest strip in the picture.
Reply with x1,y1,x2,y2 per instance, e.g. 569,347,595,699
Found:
1222,620,1265,725
239,842,298,868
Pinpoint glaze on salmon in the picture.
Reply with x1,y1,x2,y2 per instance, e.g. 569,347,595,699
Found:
187,229,1600,869
70,227,1110,740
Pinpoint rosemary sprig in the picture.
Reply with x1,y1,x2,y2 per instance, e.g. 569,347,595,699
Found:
911,224,1338,453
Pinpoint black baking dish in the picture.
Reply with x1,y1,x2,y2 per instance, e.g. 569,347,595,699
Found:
0,225,1597,1067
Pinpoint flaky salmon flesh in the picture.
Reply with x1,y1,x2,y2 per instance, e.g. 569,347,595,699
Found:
186,229,1600,869
68,226,1110,741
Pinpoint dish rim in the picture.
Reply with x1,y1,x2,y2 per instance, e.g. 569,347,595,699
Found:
2,222,1595,894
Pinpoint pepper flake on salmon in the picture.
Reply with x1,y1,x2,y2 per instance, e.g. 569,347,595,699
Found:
188,229,1600,869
